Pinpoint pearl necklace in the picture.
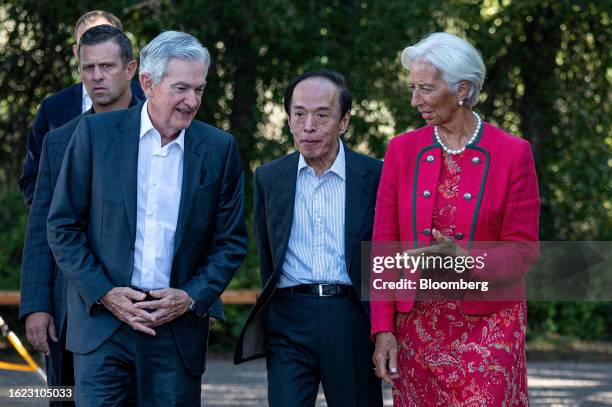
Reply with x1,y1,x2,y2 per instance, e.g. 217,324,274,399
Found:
434,112,482,155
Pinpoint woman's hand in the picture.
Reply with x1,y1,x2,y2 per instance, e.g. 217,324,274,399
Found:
373,332,400,385
403,228,469,258
432,228,468,256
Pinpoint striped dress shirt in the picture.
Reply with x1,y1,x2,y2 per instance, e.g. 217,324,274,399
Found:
278,140,351,288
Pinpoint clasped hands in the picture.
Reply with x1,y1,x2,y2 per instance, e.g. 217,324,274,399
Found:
100,287,192,336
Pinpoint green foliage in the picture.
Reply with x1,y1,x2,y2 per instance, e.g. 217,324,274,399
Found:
0,186,28,289
209,305,252,353
527,302,612,340
0,1,610,345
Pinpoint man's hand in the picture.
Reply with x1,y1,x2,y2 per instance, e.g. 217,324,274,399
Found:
133,288,191,327
25,312,57,356
100,287,156,336
373,332,400,386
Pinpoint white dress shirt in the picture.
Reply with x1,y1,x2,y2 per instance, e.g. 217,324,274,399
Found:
81,84,92,113
278,139,351,288
131,101,185,290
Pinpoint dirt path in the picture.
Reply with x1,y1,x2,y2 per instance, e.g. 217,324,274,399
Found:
0,357,610,406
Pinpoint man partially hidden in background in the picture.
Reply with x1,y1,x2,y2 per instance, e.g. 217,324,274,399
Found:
235,70,383,406
18,10,144,206
19,25,141,404
47,31,247,405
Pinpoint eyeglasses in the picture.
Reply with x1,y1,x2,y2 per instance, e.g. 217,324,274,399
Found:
291,109,334,125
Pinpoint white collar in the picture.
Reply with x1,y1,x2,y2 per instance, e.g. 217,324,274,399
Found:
297,138,345,180
139,100,185,150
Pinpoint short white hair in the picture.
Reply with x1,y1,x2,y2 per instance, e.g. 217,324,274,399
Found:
401,32,485,107
140,31,211,84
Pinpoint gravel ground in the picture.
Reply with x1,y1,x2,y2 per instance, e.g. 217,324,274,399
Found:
0,357,610,406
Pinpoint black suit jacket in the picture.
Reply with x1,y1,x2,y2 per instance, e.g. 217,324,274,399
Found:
47,102,247,375
19,81,145,206
234,143,382,364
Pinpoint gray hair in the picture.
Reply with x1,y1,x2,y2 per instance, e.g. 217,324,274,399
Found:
401,32,485,107
140,31,211,84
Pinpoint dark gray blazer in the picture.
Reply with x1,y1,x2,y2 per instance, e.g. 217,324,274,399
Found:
47,102,247,375
19,97,143,335
234,143,382,364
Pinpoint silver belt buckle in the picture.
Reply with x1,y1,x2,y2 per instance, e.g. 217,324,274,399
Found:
318,284,333,297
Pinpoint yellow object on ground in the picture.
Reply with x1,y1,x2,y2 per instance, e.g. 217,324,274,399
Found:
0,316,47,383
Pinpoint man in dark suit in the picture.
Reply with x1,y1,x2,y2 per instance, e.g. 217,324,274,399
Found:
234,70,383,406
47,31,247,405
20,25,141,404
18,10,144,206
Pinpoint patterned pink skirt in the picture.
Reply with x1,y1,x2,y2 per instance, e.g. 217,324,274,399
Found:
392,301,529,406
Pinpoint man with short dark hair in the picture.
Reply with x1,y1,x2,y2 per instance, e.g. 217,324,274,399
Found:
47,31,246,406
18,10,143,205
235,70,383,406
20,24,140,405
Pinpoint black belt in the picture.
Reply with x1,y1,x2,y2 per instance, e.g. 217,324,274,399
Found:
281,284,352,297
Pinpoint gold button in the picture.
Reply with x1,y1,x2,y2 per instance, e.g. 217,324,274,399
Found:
426,155,434,162
472,157,481,164
464,193,472,200
423,228,431,236
455,232,464,240
423,190,431,198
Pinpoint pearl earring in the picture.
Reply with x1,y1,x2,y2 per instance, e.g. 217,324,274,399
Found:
458,100,464,106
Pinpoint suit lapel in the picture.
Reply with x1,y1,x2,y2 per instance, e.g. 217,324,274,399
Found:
271,153,299,274
115,103,143,242
344,146,372,279
173,126,205,255
271,147,371,281
114,104,204,255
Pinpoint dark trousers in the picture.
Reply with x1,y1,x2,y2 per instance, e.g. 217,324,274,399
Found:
47,324,74,407
264,290,382,407
73,323,200,407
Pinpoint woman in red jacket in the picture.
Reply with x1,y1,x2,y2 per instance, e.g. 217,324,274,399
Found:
371,32,540,406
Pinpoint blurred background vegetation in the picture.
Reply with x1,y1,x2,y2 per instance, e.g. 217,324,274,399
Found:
0,0,610,352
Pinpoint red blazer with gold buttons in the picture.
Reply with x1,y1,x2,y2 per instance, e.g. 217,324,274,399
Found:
370,122,540,336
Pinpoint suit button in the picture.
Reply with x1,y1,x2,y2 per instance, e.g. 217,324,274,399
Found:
464,193,472,200
423,190,431,198
472,157,481,164
455,232,464,240
426,155,434,162
423,228,431,236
